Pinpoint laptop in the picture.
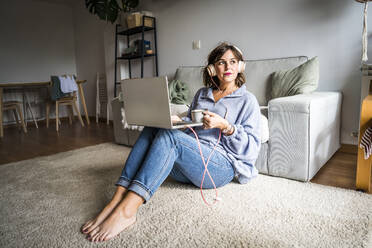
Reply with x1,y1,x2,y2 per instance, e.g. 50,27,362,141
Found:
121,76,203,129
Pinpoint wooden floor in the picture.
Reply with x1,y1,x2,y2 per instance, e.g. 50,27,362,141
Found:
0,119,114,165
311,147,361,191
0,119,370,194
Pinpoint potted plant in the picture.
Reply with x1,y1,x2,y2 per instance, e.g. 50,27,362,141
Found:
85,0,139,24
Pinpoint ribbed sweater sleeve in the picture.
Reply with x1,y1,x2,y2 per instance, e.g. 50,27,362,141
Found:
221,93,261,183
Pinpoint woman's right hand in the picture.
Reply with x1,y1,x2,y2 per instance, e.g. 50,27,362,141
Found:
171,115,182,124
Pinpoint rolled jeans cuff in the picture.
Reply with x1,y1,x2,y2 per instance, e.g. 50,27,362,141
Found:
115,176,130,189
115,177,152,203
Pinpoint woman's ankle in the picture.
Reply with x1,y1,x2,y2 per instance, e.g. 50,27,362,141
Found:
111,186,127,202
116,191,144,218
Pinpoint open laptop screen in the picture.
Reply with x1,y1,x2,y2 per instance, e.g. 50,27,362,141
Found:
121,76,173,129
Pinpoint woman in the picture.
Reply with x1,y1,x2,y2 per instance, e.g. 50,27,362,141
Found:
81,42,261,242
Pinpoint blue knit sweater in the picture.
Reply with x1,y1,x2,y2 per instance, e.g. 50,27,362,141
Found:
183,84,261,184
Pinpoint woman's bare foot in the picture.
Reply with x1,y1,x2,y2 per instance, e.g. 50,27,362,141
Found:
88,209,136,242
87,191,144,242
81,186,127,234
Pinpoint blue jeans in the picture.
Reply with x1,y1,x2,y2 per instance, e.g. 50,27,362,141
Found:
116,127,235,202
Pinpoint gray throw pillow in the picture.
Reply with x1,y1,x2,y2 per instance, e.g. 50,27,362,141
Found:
271,56,319,99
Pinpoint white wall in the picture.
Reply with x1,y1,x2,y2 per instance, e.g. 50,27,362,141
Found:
0,0,77,122
72,1,107,117
138,0,367,144
0,0,76,82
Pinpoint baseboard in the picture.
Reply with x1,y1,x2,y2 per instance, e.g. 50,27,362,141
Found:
3,117,71,129
339,144,358,155
3,116,113,129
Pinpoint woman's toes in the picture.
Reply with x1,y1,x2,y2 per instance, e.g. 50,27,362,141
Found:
85,223,98,234
82,221,93,233
97,233,105,242
104,233,113,241
101,233,108,241
95,233,102,242
88,227,99,239
91,232,100,242
98,233,106,242
82,226,91,234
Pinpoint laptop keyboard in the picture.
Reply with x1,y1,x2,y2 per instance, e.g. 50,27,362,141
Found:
174,121,193,126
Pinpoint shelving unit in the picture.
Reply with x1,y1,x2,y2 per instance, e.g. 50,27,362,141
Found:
114,16,159,97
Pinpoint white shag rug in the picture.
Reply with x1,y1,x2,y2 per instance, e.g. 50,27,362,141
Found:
0,143,371,248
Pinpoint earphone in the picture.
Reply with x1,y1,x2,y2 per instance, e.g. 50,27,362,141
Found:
206,45,246,77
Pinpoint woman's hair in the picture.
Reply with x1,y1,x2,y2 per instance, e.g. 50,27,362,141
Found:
203,42,246,89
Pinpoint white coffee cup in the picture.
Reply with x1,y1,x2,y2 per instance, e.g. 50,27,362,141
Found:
191,109,204,122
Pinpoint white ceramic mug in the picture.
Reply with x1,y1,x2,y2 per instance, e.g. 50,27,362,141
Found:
191,109,204,122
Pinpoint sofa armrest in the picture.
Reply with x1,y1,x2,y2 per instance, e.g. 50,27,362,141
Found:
268,92,342,181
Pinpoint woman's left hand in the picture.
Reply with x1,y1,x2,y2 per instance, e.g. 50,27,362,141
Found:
202,111,229,130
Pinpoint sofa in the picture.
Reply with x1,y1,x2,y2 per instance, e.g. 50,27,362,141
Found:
112,56,342,182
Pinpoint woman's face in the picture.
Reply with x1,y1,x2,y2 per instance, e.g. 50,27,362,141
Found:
214,49,239,85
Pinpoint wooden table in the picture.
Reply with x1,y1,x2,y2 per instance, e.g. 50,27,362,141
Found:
0,80,90,138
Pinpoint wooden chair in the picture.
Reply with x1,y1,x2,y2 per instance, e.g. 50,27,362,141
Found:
46,91,85,132
2,101,27,135
356,85,372,193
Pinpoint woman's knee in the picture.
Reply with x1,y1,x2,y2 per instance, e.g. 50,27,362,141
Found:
159,128,189,142
155,128,180,143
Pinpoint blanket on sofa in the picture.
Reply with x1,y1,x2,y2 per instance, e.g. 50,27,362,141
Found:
168,79,190,104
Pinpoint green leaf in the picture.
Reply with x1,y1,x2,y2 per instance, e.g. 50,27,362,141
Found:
121,0,139,12
85,0,123,24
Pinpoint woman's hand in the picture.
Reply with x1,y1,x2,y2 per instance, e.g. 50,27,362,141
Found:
171,115,182,124
202,111,229,130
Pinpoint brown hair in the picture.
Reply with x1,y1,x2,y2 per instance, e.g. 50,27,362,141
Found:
203,42,246,89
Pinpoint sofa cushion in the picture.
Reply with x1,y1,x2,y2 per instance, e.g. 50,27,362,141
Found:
271,56,319,99
244,56,308,106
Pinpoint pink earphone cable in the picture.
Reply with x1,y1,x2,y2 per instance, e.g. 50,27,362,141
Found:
182,67,231,206
187,126,222,207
